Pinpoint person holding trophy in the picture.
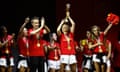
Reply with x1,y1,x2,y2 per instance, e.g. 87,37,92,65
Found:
57,3,77,72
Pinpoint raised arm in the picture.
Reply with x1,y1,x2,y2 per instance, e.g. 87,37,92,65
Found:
30,17,45,35
43,25,50,34
67,11,75,33
104,24,112,36
57,19,64,36
18,17,30,38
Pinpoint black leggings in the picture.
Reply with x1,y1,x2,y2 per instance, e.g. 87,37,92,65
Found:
29,56,45,72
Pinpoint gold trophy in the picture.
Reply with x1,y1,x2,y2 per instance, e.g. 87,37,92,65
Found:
66,3,70,13
65,3,71,22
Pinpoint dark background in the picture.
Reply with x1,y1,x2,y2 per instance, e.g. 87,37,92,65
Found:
0,0,120,72
0,0,120,42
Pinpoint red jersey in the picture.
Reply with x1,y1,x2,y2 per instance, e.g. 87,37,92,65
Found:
48,42,60,60
28,28,47,56
60,33,76,55
0,35,13,55
18,37,29,56
93,32,106,53
83,40,93,55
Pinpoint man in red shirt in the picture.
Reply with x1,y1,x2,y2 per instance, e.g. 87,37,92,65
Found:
28,16,50,72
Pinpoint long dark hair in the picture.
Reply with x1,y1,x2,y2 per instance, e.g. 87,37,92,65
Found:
0,25,7,38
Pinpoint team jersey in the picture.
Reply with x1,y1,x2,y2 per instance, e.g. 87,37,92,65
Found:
60,32,76,55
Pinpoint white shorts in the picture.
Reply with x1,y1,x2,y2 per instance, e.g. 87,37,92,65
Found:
48,60,60,70
60,55,77,64
83,59,92,69
17,59,28,69
0,57,14,67
106,59,111,67
92,54,107,63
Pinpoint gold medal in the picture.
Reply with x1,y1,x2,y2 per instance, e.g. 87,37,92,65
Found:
5,49,9,54
99,48,103,52
68,45,71,50
37,43,40,47
54,56,58,60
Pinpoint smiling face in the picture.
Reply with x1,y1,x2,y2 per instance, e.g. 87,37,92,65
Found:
52,33,57,41
91,26,100,36
31,18,40,29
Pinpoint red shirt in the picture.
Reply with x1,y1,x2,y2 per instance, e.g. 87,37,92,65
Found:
0,35,13,55
28,28,47,56
81,39,93,55
93,32,106,53
48,42,60,60
18,37,29,56
60,33,76,55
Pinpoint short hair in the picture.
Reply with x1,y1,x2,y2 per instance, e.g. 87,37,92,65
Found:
31,16,39,23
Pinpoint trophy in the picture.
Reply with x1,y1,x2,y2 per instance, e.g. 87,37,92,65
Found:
65,3,71,22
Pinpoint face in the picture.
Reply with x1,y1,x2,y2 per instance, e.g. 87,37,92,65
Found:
86,31,91,38
62,24,70,32
2,26,7,35
52,33,57,41
23,28,28,36
92,27,99,36
32,19,40,29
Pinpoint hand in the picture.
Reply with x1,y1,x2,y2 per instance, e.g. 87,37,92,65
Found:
24,17,30,24
66,11,70,18
41,17,45,27
97,42,103,46
60,19,65,25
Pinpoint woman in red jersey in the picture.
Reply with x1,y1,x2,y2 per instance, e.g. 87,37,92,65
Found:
57,10,76,72
89,24,112,72
0,26,15,72
47,33,60,72
17,17,30,72
28,16,50,72
80,31,93,72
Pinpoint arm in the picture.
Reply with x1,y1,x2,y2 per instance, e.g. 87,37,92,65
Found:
104,23,112,35
67,12,75,33
57,19,64,36
0,33,15,48
30,17,45,35
18,17,30,38
43,25,50,34
88,41,103,49
107,42,112,59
